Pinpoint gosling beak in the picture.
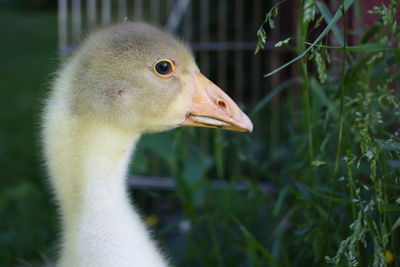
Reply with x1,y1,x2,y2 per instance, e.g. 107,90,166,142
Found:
180,73,253,132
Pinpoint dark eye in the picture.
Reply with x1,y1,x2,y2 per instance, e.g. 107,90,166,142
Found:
153,59,175,77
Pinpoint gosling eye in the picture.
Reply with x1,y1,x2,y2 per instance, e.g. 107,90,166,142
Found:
153,59,175,78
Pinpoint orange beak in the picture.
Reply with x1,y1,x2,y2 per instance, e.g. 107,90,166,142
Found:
180,73,253,132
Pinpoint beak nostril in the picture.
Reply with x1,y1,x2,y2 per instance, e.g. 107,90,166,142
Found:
217,99,227,109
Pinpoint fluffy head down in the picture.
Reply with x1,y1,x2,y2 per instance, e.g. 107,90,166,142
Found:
60,22,199,133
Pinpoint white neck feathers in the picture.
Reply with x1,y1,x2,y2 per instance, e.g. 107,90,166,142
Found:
43,102,167,267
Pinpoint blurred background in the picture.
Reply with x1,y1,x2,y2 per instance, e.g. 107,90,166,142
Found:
1,0,400,266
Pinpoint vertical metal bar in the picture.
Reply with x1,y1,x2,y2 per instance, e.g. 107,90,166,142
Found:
87,0,96,29
164,0,173,26
200,0,209,75
234,0,244,101
102,0,111,25
134,0,143,20
217,0,227,89
151,0,160,24
269,0,281,156
183,0,193,41
58,0,68,52
118,0,127,19
166,0,191,32
290,0,301,125
252,0,262,104
231,0,245,178
72,0,82,43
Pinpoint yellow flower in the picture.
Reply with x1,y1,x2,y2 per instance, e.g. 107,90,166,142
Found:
144,215,159,226
385,250,394,263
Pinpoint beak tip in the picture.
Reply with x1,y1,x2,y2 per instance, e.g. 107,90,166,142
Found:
242,114,254,133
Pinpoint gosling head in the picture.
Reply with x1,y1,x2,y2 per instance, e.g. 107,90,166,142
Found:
65,22,253,134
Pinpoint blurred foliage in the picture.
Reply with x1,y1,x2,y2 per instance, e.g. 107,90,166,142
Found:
0,7,58,266
1,0,400,266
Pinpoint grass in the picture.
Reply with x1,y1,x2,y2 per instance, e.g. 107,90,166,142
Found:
1,1,400,266
251,0,400,266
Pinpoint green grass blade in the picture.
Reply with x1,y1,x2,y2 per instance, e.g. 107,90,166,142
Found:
264,0,355,77
273,187,289,216
231,216,278,266
306,187,350,204
316,1,344,46
305,42,394,52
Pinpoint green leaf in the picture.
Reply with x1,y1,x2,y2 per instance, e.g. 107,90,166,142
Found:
303,0,317,23
311,160,327,166
255,0,286,54
314,50,327,83
274,37,292,47
268,18,275,29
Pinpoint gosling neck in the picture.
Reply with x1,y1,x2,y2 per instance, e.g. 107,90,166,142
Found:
44,117,166,267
